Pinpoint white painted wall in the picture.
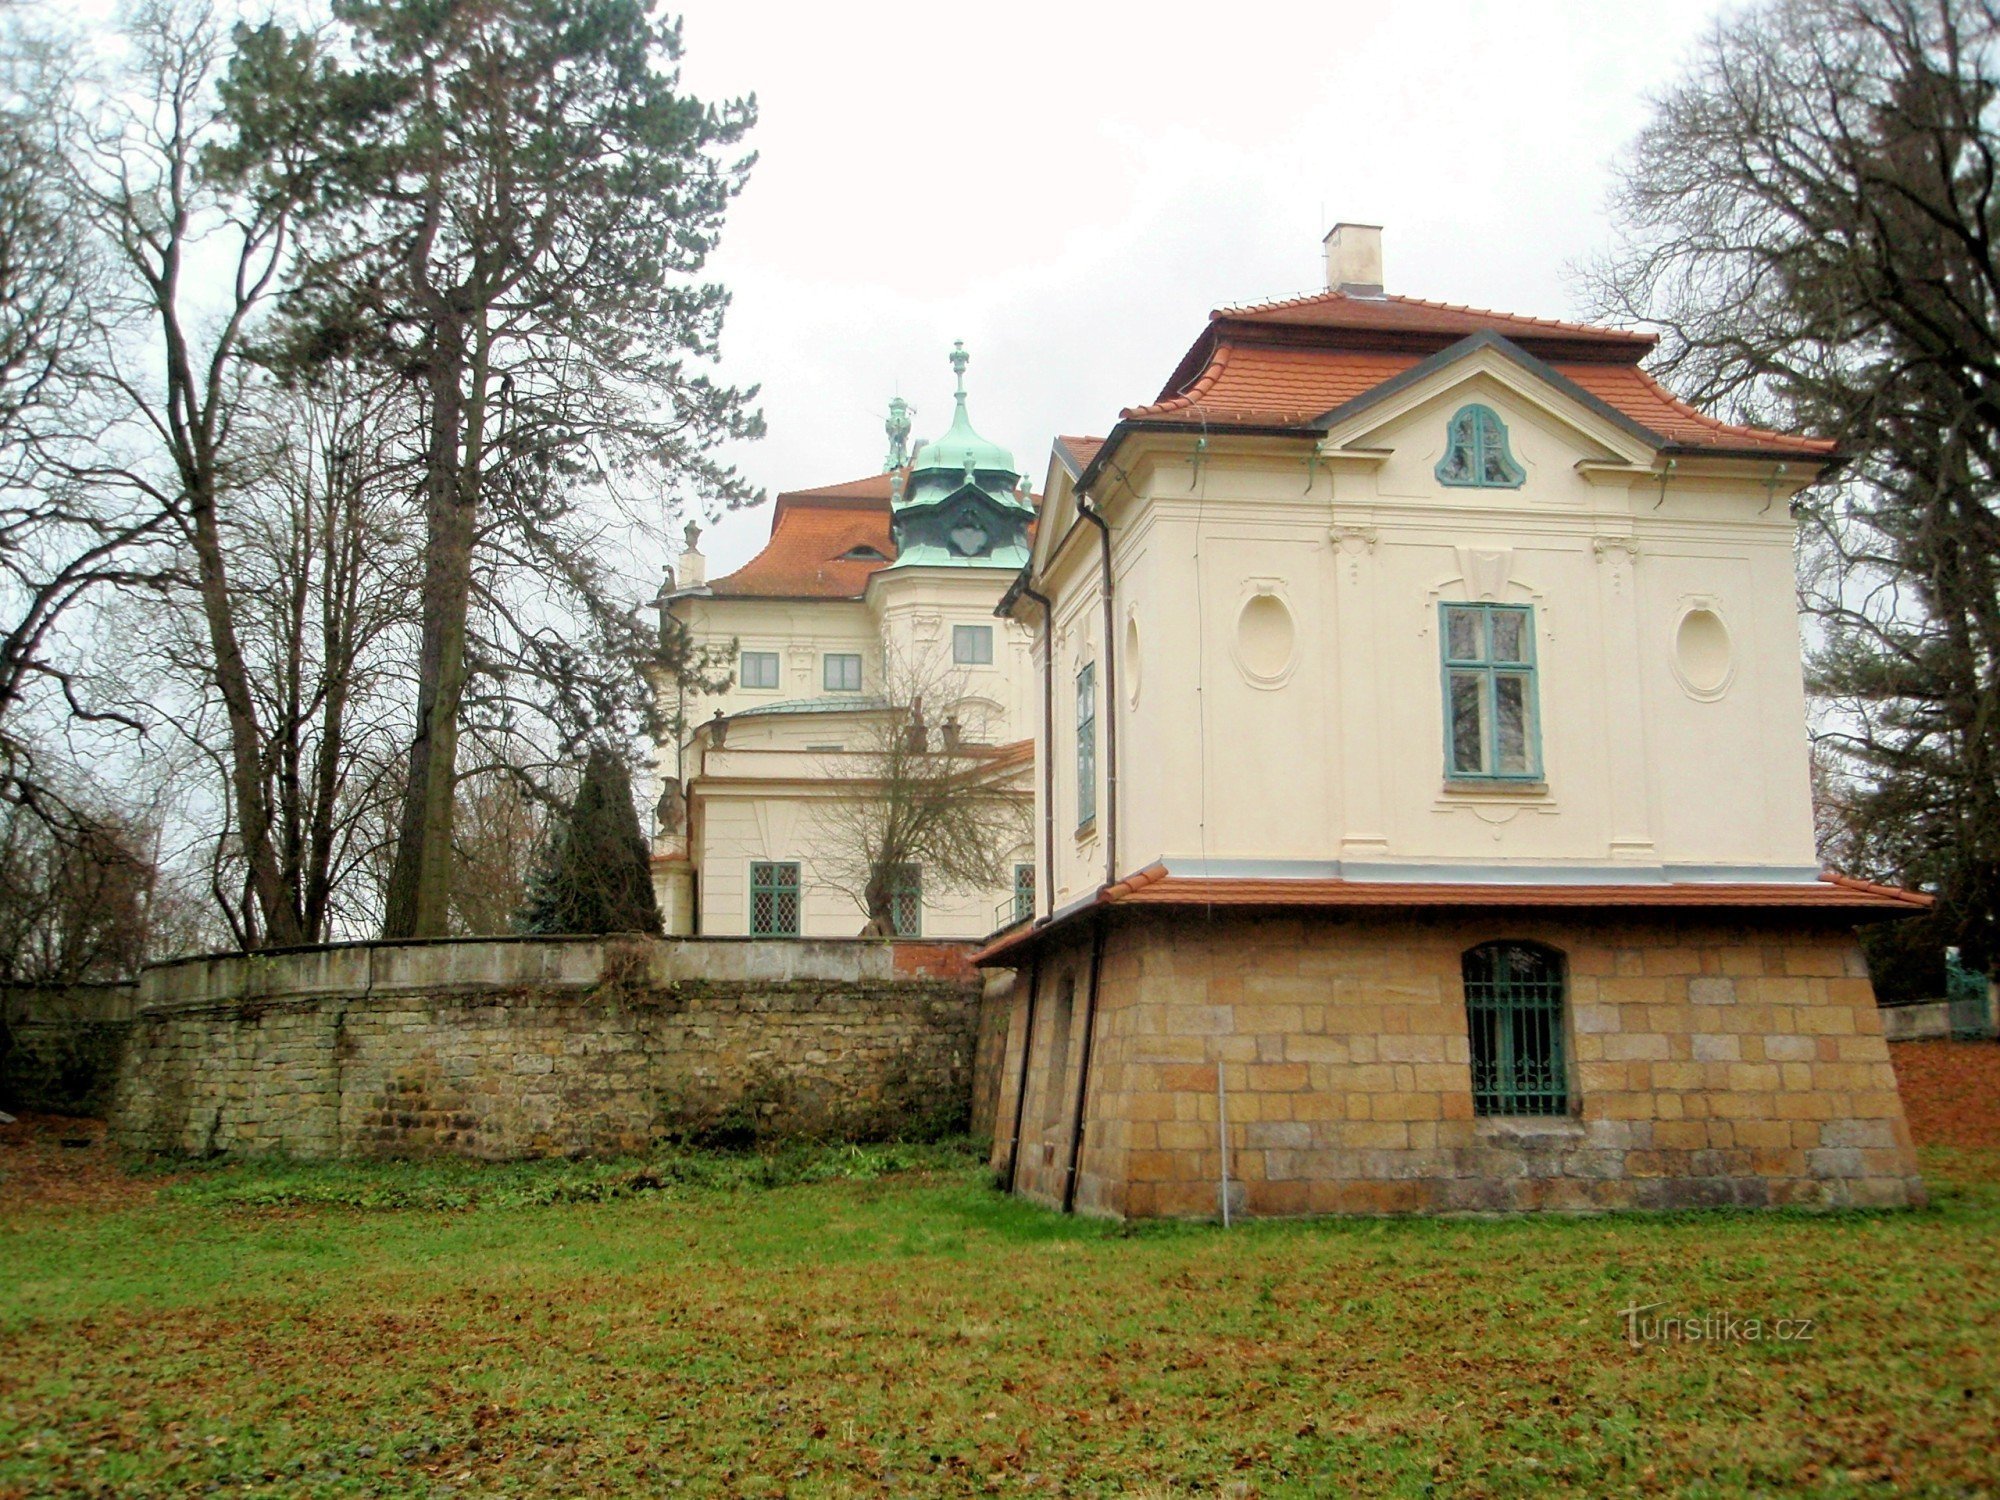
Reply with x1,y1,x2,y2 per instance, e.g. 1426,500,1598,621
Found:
1031,360,1821,909
658,562,1038,937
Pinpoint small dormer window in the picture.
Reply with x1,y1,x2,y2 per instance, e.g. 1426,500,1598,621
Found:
1436,404,1525,489
840,545,888,562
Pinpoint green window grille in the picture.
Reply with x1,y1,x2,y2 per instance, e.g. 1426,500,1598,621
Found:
1436,403,1526,488
1441,602,1542,781
749,861,800,936
1013,863,1035,923
1462,941,1568,1116
823,653,862,691
740,650,780,689
953,624,994,665
1076,662,1096,828
889,863,922,938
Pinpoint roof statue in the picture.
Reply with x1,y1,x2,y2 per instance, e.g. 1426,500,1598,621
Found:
883,396,913,472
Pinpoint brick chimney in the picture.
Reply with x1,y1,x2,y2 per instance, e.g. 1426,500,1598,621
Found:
1323,223,1384,297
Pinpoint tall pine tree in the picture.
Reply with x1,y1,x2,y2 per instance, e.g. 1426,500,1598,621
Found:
219,0,761,939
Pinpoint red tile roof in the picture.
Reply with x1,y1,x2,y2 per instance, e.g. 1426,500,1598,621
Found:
706,470,1042,600
1556,363,1835,458
1216,289,1657,354
974,867,1926,966
1055,435,1107,473
1124,343,1418,425
1121,319,1834,459
707,475,896,599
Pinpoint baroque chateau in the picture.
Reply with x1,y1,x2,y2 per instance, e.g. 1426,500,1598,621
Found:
653,226,1927,1220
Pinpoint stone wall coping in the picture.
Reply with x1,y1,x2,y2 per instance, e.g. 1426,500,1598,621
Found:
136,936,978,1011
2,980,143,1025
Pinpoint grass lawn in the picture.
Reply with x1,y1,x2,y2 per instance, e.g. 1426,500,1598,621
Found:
3,1045,1999,1498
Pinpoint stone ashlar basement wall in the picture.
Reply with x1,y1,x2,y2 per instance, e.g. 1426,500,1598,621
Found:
969,969,1016,1142
112,937,981,1158
992,909,1926,1219
1,982,140,1114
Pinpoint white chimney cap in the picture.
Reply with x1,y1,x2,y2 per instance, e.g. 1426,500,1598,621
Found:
1323,223,1384,297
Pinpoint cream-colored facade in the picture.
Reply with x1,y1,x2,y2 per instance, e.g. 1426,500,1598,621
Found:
1028,343,1821,913
979,227,1922,1220
653,363,1039,940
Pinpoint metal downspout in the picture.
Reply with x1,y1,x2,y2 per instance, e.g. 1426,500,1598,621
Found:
1021,579,1057,916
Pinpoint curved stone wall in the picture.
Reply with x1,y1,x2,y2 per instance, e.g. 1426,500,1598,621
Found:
110,936,984,1158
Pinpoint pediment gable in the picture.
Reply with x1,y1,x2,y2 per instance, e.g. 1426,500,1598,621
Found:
1314,333,1660,470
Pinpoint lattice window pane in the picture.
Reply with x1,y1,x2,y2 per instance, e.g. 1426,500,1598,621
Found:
888,863,921,938
750,861,800,936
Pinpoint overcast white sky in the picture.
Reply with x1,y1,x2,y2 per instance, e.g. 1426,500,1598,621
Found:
671,0,1734,577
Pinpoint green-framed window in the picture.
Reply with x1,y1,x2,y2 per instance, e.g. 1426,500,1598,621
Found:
823,652,862,692
1436,404,1525,489
740,650,780,690
1076,662,1096,829
1462,941,1568,1116
749,861,800,936
953,624,994,665
888,863,922,938
1012,863,1035,924
1441,603,1541,781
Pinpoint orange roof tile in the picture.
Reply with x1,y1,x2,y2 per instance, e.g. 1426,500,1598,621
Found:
1120,339,1830,459
1216,289,1656,354
973,868,1926,966
1123,343,1419,424
1108,288,1826,462
708,475,895,599
1055,435,1107,472
707,470,1043,600
1556,363,1835,458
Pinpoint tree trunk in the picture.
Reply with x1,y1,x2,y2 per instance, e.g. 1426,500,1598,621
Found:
382,365,473,938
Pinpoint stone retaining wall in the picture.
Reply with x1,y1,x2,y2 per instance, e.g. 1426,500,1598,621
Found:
112,937,983,1158
1,982,139,1114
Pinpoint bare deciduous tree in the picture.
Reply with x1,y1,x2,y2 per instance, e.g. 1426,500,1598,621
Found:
56,0,324,944
1589,0,2000,966
809,652,1031,936
221,0,763,939
0,17,167,823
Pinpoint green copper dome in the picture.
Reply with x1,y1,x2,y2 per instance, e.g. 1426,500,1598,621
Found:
882,342,1035,573
907,341,1016,479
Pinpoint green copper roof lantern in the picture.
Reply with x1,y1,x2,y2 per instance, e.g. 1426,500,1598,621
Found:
907,342,1020,482
885,342,1034,573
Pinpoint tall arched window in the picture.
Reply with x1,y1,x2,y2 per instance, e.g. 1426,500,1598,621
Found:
1462,941,1568,1116
1436,404,1526,489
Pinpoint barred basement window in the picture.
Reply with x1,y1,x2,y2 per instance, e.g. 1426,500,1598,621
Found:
1462,940,1569,1116
888,863,922,938
749,861,801,936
